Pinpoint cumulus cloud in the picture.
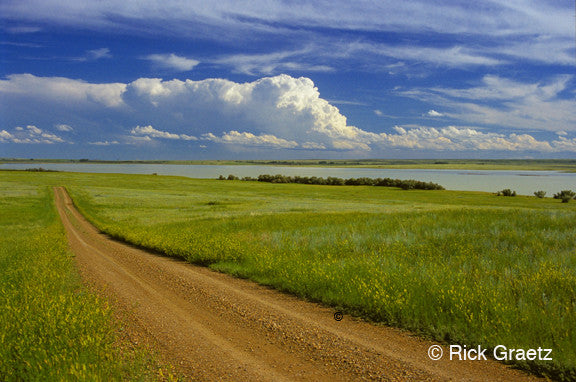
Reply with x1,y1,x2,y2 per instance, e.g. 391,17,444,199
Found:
121,74,366,150
203,131,298,149
144,54,200,72
27,125,42,135
0,130,15,142
551,137,576,151
131,125,197,140
0,73,126,107
371,125,556,152
2,73,575,153
1,125,66,144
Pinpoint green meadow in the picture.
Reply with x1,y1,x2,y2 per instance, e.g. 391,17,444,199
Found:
2,170,575,380
0,174,170,381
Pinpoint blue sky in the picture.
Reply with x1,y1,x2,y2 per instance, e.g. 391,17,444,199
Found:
1,0,575,160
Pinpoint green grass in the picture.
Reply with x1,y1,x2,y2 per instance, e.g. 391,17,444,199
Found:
3,170,576,380
0,178,160,381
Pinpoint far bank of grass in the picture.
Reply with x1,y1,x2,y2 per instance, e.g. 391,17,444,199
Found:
2,158,576,172
0,179,162,381
3,170,576,380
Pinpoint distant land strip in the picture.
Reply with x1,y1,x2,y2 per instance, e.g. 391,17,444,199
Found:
1,158,575,172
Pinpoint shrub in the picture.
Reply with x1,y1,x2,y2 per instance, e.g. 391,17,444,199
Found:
534,190,546,198
326,177,345,186
497,189,516,197
553,190,576,203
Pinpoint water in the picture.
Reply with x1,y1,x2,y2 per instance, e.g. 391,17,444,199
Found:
1,162,574,196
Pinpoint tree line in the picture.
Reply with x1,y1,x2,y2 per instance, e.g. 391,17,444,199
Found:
218,174,445,190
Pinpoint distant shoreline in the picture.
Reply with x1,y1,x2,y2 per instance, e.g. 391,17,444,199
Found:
1,158,575,172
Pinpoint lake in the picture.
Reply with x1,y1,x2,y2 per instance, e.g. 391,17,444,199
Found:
1,162,574,196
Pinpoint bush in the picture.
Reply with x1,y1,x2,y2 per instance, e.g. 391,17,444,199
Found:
553,190,576,203
326,177,345,186
497,189,516,197
534,190,546,198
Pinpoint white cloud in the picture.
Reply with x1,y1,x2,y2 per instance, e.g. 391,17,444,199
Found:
26,125,42,135
301,141,326,150
55,123,73,131
131,125,197,140
2,1,571,40
89,140,119,146
0,130,15,142
2,73,574,154
203,131,298,149
354,125,562,152
132,125,179,139
489,36,574,66
213,49,333,75
2,1,572,71
371,45,503,68
401,75,576,132
426,75,572,101
426,110,443,117
144,54,199,72
122,74,366,150
0,73,126,107
374,110,383,116
551,137,576,151
1,125,66,144
331,139,371,151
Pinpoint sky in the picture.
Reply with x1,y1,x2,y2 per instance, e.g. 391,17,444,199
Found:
1,0,575,160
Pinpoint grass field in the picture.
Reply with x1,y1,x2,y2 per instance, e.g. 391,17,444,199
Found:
0,176,164,381
3,170,575,380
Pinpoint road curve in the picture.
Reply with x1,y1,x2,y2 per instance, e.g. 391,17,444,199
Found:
53,186,539,381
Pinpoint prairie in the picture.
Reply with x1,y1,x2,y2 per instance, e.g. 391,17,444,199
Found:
0,175,160,380
3,170,575,379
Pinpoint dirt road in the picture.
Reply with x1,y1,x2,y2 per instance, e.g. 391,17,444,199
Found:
54,186,540,381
